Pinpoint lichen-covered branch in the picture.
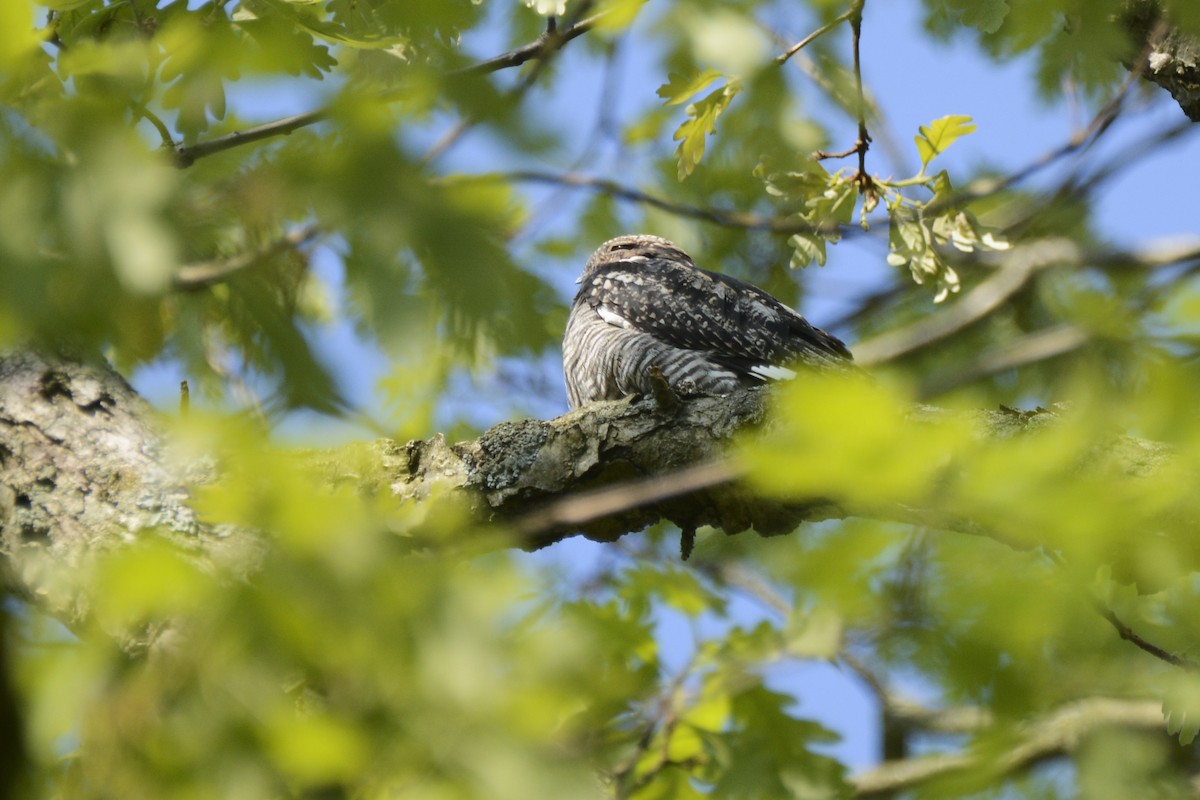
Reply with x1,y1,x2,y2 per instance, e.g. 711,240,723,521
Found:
0,351,1180,614
1126,2,1200,120
377,386,830,549
0,351,234,620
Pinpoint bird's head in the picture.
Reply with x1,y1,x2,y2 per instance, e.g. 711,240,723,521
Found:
579,234,697,282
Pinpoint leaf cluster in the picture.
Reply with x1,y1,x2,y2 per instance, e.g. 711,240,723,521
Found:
3,0,1200,798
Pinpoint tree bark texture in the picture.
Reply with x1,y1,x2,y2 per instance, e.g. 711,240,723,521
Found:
0,351,1177,609
1127,1,1200,120
0,351,206,617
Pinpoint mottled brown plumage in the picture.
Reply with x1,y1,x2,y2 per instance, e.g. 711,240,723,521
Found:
563,234,852,409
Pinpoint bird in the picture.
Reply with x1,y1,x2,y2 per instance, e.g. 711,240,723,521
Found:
563,234,853,409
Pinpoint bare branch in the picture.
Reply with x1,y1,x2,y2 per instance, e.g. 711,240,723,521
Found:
514,460,738,537
856,234,1200,370
919,325,1089,397
461,11,605,75
1098,604,1200,671
495,170,826,235
813,1,874,203
928,43,1173,220
173,109,328,168
775,9,852,65
132,102,175,151
851,698,1166,798
172,224,321,290
172,12,607,168
853,242,1052,367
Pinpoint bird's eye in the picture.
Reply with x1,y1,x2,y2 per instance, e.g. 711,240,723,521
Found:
611,243,638,251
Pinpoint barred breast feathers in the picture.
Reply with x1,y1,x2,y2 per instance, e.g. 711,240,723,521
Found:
563,235,852,409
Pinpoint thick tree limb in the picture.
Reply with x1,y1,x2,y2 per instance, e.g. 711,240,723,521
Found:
1145,30,1200,121
0,351,244,620
0,351,1179,610
1125,3,1200,121
0,350,987,599
384,386,825,549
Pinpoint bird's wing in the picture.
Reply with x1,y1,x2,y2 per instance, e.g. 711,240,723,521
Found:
577,258,851,378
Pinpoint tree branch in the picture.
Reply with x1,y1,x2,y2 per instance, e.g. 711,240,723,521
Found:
851,697,1166,797
172,223,320,290
462,11,605,75
855,234,1200,369
775,10,853,65
853,241,1054,367
495,170,827,235
1124,4,1200,121
919,325,1089,398
171,12,607,167
1098,604,1200,671
173,109,329,167
0,351,1183,625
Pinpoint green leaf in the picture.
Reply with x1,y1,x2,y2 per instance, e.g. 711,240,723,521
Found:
715,685,848,797
671,82,739,181
665,723,705,762
914,114,977,169
622,564,725,617
593,0,648,32
1163,673,1200,745
785,608,843,659
886,205,960,301
789,231,827,268
739,373,972,507
42,0,100,9
943,0,1011,34
0,2,42,69
93,539,217,625
681,689,731,733
656,68,724,106
265,710,370,787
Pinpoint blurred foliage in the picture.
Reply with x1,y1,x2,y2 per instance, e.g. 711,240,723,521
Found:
3,0,1200,798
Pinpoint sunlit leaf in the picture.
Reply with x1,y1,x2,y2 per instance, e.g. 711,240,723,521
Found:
671,82,740,180
915,114,977,169
656,68,724,106
941,0,1011,34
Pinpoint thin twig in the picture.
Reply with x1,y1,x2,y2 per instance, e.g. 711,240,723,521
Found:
925,22,1170,220
764,20,911,175
812,1,873,198
494,170,829,235
425,11,600,163
775,9,853,65
857,234,1200,370
918,325,1089,398
1097,604,1199,671
516,39,626,241
849,0,871,192
851,698,1165,797
422,118,473,165
458,11,604,75
172,12,606,168
132,103,175,150
173,224,321,290
174,109,328,167
853,239,1064,367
